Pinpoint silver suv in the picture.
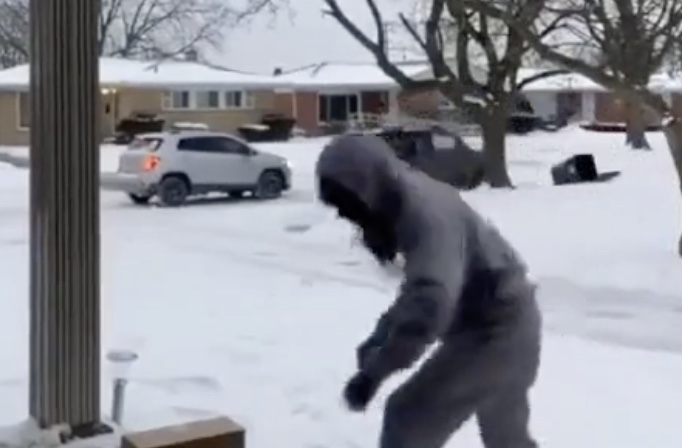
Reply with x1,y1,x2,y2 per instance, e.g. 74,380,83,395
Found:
109,130,292,206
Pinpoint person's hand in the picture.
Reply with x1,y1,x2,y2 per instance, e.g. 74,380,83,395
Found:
342,372,381,412
356,339,378,371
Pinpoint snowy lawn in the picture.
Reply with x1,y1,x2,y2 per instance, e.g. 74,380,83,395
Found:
1,127,682,447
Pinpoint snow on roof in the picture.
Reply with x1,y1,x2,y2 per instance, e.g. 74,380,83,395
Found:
275,61,431,91
518,68,682,92
277,62,619,93
517,68,603,92
647,73,681,91
0,57,289,90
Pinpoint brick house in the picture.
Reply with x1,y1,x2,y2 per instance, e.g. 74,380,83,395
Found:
271,61,433,134
272,63,682,132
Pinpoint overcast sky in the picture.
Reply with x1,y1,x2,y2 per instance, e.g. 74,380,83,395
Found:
213,0,425,73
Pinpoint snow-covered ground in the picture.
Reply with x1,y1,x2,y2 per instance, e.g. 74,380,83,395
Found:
1,127,682,447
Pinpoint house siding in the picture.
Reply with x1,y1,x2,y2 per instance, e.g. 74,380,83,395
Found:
0,91,25,146
117,88,275,131
0,88,278,147
594,92,623,123
594,91,661,125
397,89,443,118
282,92,317,134
360,91,388,115
272,91,295,118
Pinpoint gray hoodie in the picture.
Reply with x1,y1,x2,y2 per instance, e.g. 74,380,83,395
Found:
316,134,536,381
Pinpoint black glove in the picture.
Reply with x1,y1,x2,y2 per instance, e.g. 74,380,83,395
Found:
342,372,381,412
356,339,379,371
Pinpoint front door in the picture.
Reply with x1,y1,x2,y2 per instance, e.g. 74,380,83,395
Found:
176,136,226,185
209,136,260,186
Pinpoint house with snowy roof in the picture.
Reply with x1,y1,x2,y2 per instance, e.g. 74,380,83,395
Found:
270,61,601,134
0,57,290,146
271,61,682,134
271,61,431,133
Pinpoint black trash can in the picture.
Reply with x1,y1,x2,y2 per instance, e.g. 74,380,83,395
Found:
261,113,295,141
238,124,271,142
551,154,598,185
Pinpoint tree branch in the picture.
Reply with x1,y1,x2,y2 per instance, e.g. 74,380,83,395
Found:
516,68,569,90
321,0,440,91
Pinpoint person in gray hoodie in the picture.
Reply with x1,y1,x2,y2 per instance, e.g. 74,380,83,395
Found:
315,133,542,448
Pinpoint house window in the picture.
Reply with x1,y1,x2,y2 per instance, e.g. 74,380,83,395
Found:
17,92,30,129
224,91,254,109
318,94,358,122
163,91,191,110
162,90,254,110
195,90,220,109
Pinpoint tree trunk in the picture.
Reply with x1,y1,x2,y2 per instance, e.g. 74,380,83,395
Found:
625,101,651,150
661,119,682,256
481,109,513,188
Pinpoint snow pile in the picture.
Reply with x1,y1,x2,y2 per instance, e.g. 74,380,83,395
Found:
0,420,121,448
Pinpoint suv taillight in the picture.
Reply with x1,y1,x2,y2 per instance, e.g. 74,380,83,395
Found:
142,155,160,171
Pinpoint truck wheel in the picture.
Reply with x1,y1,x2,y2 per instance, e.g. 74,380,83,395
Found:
158,175,189,206
255,170,284,200
128,193,151,205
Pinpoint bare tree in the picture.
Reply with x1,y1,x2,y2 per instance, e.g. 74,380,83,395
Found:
0,0,28,68
542,0,681,149
0,0,287,66
323,0,565,188
99,0,287,59
463,0,682,254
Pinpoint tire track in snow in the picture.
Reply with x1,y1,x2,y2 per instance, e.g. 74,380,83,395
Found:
538,277,682,354
106,207,682,354
128,217,394,293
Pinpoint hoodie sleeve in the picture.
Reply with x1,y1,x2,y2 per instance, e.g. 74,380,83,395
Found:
360,235,467,380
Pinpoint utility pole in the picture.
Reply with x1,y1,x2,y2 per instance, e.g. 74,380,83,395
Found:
29,0,109,436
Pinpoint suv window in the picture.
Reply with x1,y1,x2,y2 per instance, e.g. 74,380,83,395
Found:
178,137,216,152
432,134,455,151
217,137,250,155
177,136,250,155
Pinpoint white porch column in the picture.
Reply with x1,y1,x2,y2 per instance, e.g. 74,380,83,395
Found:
581,92,596,123
386,90,399,123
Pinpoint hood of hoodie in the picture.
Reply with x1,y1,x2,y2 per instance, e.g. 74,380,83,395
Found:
315,134,406,213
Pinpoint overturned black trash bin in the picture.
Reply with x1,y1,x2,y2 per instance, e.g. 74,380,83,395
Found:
551,154,598,185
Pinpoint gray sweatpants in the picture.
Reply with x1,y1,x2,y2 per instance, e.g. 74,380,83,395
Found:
379,299,542,448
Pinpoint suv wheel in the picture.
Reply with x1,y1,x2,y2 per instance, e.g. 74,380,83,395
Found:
255,170,284,200
158,175,189,206
128,193,151,205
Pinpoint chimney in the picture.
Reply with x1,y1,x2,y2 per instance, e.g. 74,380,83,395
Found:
273,67,282,76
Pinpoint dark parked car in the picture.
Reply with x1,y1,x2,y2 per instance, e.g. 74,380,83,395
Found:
354,123,485,190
